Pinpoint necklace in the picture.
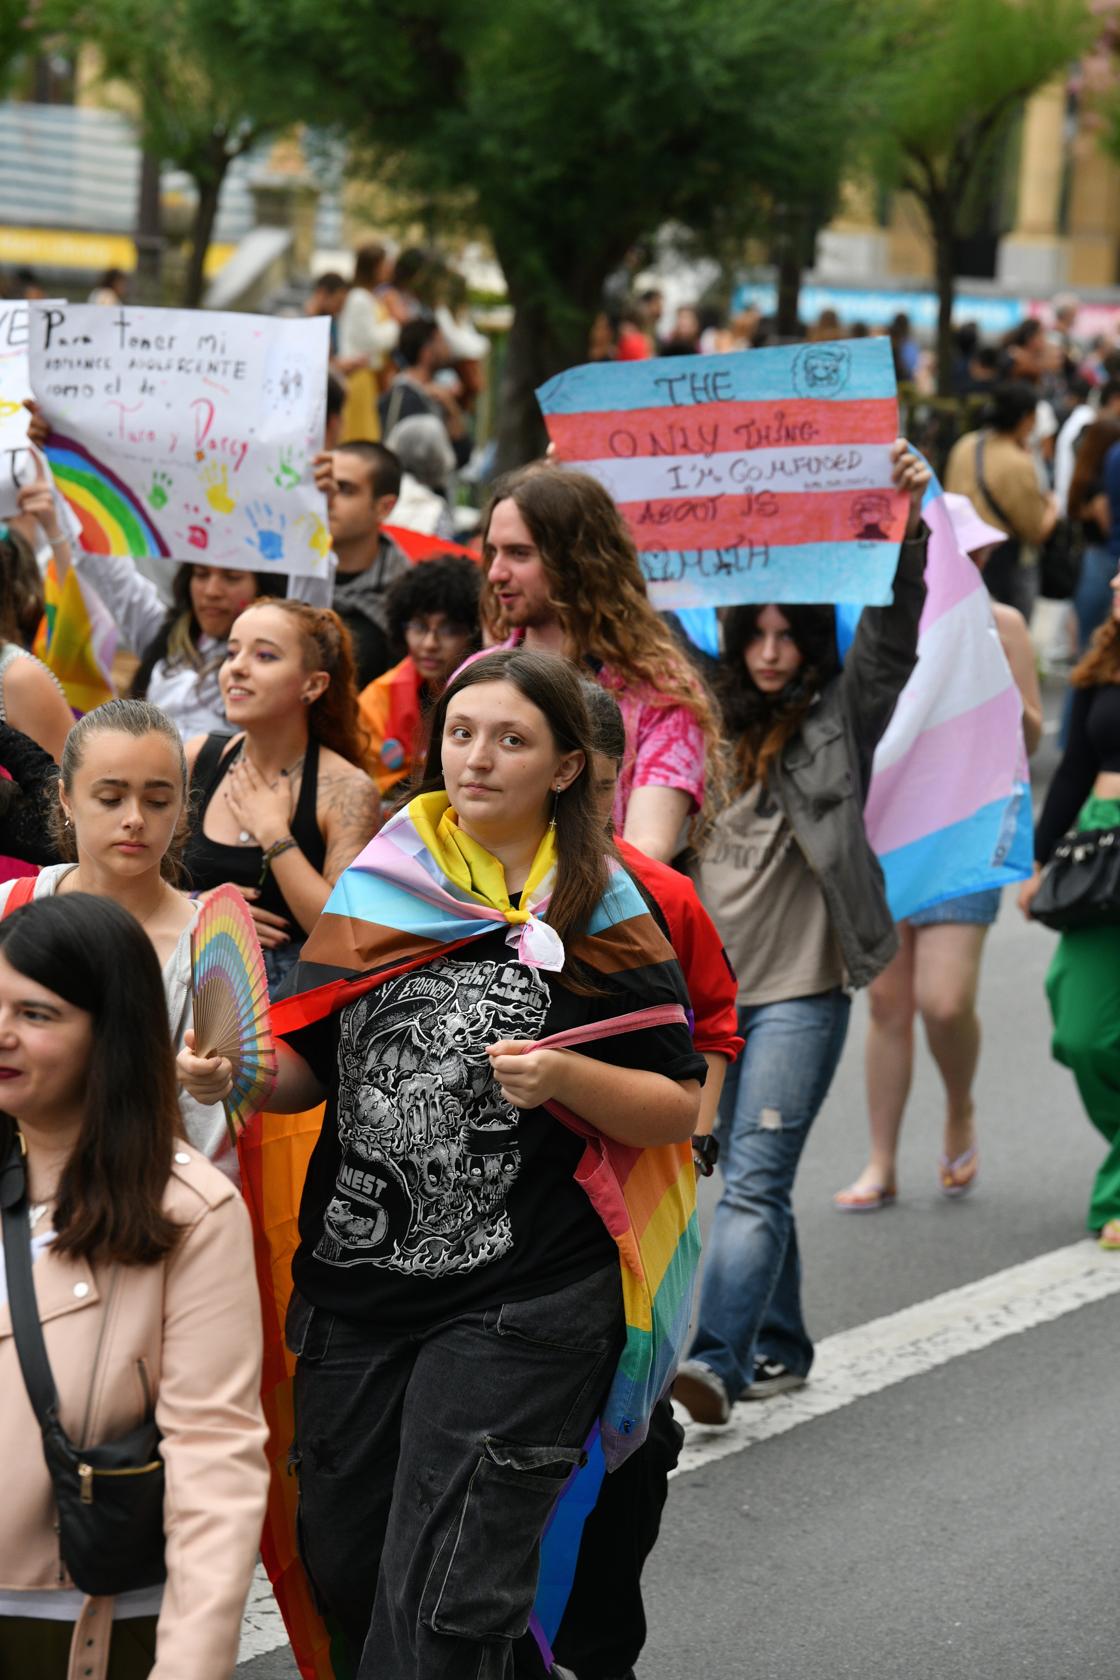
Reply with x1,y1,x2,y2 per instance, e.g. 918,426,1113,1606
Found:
28,1202,50,1230
232,741,306,845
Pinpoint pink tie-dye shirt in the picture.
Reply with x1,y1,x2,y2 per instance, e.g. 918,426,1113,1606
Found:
500,632,706,830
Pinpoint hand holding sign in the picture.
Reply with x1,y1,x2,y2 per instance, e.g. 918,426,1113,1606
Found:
27,303,330,578
536,337,909,608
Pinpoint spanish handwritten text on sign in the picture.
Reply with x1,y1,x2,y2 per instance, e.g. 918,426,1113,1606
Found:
0,301,40,519
28,303,331,579
536,338,906,608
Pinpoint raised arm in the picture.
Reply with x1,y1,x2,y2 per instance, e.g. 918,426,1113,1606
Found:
841,442,930,776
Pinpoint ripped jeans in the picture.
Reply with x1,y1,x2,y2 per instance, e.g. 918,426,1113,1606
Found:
687,990,850,1398
286,1265,623,1680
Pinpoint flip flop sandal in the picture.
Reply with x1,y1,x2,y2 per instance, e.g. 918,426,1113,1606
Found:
939,1145,979,1198
1098,1220,1120,1251
833,1181,898,1213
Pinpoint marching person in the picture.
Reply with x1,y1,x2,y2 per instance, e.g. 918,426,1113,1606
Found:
1020,564,1120,1251
673,442,930,1425
358,555,481,796
0,698,233,1173
182,597,381,992
836,491,1044,1211
0,892,268,1678
481,464,720,861
179,648,705,1680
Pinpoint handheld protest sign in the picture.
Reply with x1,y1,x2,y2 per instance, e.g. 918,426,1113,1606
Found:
28,303,331,579
537,337,907,608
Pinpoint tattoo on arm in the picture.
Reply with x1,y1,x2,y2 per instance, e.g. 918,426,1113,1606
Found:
319,771,382,884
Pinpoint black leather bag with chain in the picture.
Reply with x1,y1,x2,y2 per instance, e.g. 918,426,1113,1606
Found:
0,1135,167,1597
1029,826,1120,931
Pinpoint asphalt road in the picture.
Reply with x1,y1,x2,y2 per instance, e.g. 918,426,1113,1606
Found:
237,671,1120,1679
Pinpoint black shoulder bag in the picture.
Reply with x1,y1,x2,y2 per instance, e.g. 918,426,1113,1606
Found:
0,1135,167,1597
1029,826,1120,931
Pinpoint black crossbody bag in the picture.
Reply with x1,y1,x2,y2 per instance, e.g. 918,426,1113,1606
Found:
0,1135,167,1597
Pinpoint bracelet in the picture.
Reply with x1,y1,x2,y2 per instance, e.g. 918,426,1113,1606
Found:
258,834,299,888
44,530,65,543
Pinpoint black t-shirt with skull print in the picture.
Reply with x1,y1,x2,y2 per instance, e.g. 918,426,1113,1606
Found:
285,926,705,1329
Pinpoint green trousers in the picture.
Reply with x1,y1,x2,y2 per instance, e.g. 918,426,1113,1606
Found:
0,1614,157,1679
1045,794,1120,1231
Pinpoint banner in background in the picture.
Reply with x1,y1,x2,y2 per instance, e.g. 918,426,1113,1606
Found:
537,338,907,609
28,303,331,578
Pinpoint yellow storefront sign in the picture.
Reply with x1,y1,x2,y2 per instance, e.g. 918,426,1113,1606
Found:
0,226,233,278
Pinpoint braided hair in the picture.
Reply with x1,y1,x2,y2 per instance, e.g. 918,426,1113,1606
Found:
251,597,371,771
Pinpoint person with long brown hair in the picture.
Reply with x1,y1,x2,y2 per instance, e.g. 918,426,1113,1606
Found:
481,463,720,861
1020,567,1120,1251
672,442,930,1427
0,698,236,1172
0,892,267,1679
182,598,381,992
178,647,705,1680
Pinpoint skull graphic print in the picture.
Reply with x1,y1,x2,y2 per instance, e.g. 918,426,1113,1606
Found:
316,955,550,1275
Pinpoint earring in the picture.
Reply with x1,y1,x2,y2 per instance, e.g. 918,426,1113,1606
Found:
549,786,560,830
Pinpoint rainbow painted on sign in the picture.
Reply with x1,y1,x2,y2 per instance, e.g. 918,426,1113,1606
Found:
47,432,170,559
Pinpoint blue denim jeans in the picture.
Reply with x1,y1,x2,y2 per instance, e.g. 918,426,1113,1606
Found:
687,989,851,1398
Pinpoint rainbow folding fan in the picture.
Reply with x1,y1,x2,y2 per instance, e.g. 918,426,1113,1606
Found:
190,884,277,1143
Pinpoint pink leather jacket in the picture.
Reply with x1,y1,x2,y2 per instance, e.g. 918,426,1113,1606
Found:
0,1145,269,1680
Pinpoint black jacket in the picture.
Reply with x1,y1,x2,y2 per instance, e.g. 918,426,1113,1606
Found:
766,532,928,989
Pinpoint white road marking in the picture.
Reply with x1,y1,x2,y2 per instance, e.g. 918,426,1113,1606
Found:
237,1238,1120,1668
673,1237,1120,1475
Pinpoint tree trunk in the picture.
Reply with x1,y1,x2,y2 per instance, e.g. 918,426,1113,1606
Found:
494,293,593,474
133,150,164,304
775,248,804,340
930,197,957,400
182,163,228,309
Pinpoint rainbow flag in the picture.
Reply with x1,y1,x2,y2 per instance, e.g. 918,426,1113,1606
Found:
839,476,1033,919
33,557,117,715
258,797,702,1675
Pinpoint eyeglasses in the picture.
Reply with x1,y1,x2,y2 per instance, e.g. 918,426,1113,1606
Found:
405,619,468,643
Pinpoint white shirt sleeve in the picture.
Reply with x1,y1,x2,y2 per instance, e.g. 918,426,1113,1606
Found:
73,550,169,655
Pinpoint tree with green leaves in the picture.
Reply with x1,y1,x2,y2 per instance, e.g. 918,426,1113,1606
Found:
208,0,885,466
871,0,1092,395
35,0,280,306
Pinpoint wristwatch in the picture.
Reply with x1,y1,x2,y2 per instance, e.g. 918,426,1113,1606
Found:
691,1133,720,1177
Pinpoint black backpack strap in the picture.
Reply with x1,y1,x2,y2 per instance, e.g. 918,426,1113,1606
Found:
1,1133,62,1430
974,432,1016,533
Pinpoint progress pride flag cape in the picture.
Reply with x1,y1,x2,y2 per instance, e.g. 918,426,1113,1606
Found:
249,797,703,1677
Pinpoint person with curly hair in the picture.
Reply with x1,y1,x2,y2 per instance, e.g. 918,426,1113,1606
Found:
481,464,719,862
358,556,481,796
672,442,930,1427
1020,567,1120,1251
182,599,382,993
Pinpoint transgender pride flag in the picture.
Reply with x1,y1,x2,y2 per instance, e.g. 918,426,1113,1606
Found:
841,476,1033,920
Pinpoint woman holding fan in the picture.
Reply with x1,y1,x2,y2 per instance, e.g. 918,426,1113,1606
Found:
182,597,381,993
0,698,232,1172
179,648,706,1680
0,892,268,1678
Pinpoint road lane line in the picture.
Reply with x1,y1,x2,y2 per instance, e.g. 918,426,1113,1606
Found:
237,1238,1120,1667
673,1237,1120,1475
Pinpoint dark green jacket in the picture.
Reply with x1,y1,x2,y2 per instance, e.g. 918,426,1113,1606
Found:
767,532,928,989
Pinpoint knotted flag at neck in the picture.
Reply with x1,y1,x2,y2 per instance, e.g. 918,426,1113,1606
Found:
271,789,565,1034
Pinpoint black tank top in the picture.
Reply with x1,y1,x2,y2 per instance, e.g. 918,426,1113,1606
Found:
182,734,326,920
